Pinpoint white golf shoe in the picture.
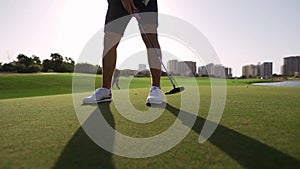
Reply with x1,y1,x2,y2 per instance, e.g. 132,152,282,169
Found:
82,88,112,104
146,86,163,105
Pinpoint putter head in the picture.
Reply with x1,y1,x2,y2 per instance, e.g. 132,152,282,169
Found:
165,87,185,95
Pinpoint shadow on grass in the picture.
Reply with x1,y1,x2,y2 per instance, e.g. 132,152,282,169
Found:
52,103,115,169
165,103,300,169
52,102,299,169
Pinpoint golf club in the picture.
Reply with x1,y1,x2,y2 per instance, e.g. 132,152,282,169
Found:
133,11,185,95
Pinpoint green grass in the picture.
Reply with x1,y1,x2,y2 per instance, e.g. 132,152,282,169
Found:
0,73,270,100
0,73,74,99
0,74,300,169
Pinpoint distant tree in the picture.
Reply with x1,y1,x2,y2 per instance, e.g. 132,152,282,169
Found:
42,53,75,72
17,54,34,67
62,57,75,72
120,69,136,77
42,59,54,72
97,65,102,74
15,62,26,72
135,70,150,77
74,63,102,74
51,53,64,63
50,53,64,72
2,63,16,72
0,63,2,71
75,63,97,74
62,62,74,72
64,57,75,64
32,55,41,65
14,54,41,73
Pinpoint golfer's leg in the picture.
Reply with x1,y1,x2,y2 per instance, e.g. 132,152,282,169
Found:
112,79,115,88
116,80,120,89
140,24,161,88
102,32,122,89
103,0,131,89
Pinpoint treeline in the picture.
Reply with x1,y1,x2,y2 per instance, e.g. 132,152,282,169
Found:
0,53,103,74
0,53,169,77
0,53,74,73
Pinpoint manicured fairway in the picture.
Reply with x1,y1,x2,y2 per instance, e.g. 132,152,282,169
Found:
0,73,272,99
0,75,299,169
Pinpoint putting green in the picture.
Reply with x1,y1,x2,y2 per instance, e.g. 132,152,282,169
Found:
0,86,299,169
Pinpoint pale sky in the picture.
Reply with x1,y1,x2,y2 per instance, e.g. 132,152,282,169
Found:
0,0,299,76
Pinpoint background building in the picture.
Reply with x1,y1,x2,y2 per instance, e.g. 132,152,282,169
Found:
242,62,272,79
211,64,225,78
198,66,208,76
167,60,178,74
255,62,261,77
225,67,232,78
261,62,273,79
242,64,256,78
179,61,196,76
198,63,213,76
167,60,196,76
282,56,300,76
198,63,232,78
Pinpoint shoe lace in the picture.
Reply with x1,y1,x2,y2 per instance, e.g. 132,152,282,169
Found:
94,88,109,97
150,87,160,95
93,88,101,96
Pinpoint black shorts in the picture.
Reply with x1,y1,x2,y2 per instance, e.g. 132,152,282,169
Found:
105,0,158,35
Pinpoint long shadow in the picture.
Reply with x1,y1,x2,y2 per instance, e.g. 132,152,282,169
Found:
52,103,115,169
165,103,300,169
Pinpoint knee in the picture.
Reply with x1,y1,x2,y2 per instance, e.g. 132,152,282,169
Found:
103,32,122,51
142,33,160,49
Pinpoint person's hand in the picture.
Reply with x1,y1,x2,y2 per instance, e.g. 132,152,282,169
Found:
120,0,138,14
